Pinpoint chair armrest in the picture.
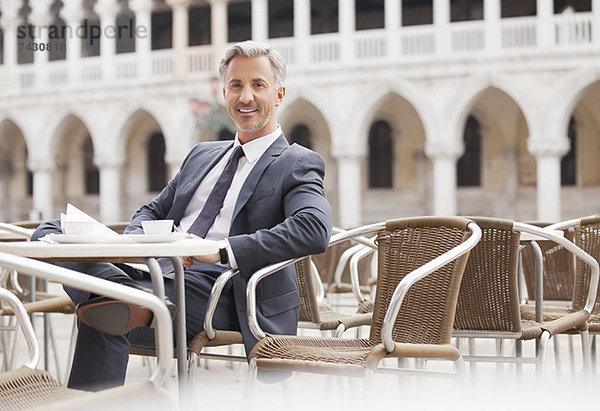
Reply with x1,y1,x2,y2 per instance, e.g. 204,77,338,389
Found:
381,221,482,353
0,251,174,390
514,221,600,314
349,245,376,304
0,223,35,239
0,287,39,369
203,268,239,340
246,222,389,340
247,257,303,340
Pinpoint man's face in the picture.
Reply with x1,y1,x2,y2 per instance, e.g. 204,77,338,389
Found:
222,55,285,143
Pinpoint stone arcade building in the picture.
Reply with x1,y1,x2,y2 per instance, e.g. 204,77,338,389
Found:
1,0,600,228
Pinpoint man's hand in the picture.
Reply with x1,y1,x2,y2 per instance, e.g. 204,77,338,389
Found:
180,233,220,269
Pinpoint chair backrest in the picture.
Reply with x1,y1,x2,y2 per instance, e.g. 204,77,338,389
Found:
294,257,321,323
453,217,523,333
520,221,575,302
368,216,473,346
572,216,600,314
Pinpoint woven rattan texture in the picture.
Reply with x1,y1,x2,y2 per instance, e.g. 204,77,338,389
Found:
368,217,471,346
295,257,320,323
454,217,523,333
572,217,600,314
0,367,87,410
520,223,575,302
250,334,373,367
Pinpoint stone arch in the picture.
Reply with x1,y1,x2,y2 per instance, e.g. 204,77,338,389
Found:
0,118,31,221
50,114,99,215
449,82,532,219
279,97,338,221
119,109,168,217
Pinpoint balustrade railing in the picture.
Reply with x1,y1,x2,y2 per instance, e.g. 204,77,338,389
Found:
1,12,599,95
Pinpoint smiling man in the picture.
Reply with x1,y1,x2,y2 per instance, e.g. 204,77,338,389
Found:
31,41,333,391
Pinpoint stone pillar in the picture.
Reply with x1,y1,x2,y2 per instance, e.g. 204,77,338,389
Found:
60,0,85,86
537,0,554,48
96,156,123,223
251,0,268,42
527,137,569,222
332,145,364,228
385,0,401,59
294,0,310,65
167,0,190,76
593,0,600,45
0,159,10,221
0,0,21,70
29,0,53,88
209,0,228,71
95,0,121,81
338,0,355,62
129,0,152,77
433,0,450,55
425,140,463,216
484,0,501,52
29,159,56,220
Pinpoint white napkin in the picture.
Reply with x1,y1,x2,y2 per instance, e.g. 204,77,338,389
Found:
60,204,119,237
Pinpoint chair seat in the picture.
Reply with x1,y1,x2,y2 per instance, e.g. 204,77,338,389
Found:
250,334,462,375
249,334,375,375
0,367,88,409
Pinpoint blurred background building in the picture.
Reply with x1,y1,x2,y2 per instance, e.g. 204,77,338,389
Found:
0,0,599,228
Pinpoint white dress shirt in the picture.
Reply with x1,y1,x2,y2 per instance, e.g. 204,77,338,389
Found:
177,126,282,268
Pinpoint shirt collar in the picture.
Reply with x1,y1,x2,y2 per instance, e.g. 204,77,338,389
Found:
233,125,282,164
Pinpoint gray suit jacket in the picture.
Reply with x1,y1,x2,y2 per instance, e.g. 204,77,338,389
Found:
125,133,333,354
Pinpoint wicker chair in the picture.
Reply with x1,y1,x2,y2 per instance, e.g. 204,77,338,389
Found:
453,217,598,375
135,250,376,381
0,252,175,410
0,222,76,377
245,217,481,378
519,216,600,359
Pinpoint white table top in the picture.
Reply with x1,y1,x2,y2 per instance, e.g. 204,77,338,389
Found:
0,237,218,261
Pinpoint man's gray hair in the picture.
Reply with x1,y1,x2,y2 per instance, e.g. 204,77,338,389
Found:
218,41,287,89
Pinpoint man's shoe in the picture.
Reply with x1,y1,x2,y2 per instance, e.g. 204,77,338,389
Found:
76,296,177,335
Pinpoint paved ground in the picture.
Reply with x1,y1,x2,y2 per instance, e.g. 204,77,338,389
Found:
3,287,598,410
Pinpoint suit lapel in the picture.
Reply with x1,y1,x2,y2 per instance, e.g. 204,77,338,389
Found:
231,134,288,222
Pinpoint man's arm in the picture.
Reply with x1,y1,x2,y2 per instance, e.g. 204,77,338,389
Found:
227,150,333,279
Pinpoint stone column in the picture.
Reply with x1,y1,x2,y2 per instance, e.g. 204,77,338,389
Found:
209,0,228,71
167,0,190,76
385,0,400,59
0,158,10,221
95,0,121,81
425,140,463,216
29,0,54,88
484,0,501,52
60,0,85,86
294,0,310,65
433,0,450,55
537,0,553,48
251,0,268,42
527,137,569,222
28,159,56,220
0,0,21,70
96,156,123,223
129,0,152,77
332,145,365,228
339,0,355,62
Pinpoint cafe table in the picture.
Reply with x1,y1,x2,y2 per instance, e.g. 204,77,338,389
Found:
0,235,218,395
